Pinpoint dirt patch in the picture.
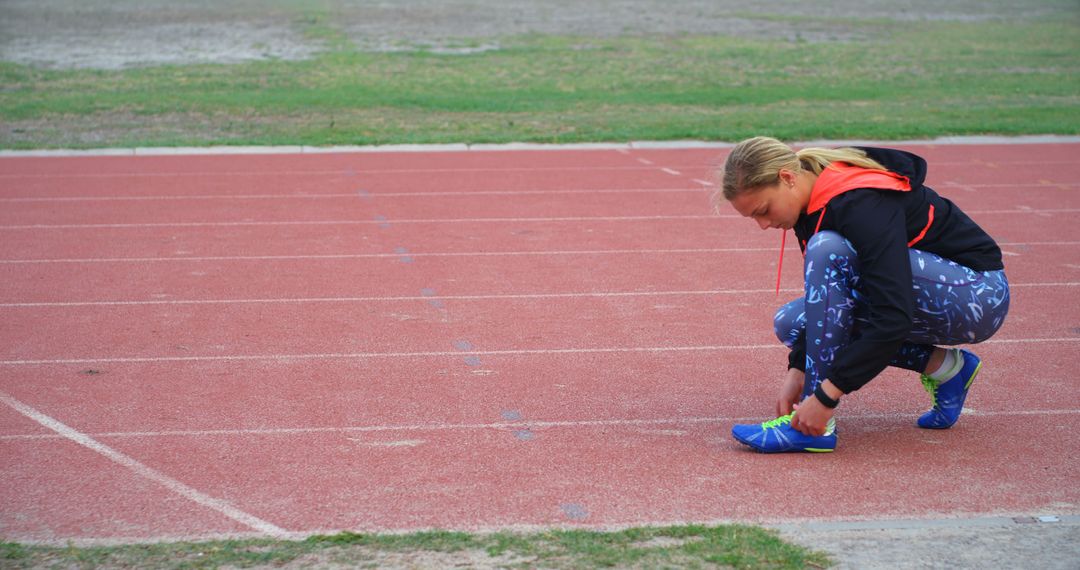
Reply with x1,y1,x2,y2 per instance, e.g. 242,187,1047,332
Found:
219,545,536,570
0,0,320,69
631,535,704,549
0,111,259,148
2,0,1075,69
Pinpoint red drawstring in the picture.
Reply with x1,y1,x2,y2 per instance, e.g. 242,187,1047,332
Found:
776,229,786,297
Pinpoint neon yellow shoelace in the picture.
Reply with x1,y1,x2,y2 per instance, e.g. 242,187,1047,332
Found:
920,374,938,407
761,412,795,429
760,411,836,436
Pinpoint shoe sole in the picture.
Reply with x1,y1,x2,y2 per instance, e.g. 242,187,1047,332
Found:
744,445,836,454
964,360,982,390
732,431,836,453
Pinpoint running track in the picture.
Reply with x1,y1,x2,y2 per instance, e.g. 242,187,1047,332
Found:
1,142,1078,544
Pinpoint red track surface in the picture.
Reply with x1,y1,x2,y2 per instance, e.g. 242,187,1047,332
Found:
1,143,1078,544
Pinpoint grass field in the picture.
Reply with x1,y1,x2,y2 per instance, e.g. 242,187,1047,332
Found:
1,525,829,569
2,16,1078,148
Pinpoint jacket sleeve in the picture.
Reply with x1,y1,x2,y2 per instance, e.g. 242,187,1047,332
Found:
826,191,914,393
788,345,806,372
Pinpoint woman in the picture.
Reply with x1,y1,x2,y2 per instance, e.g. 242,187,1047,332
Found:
718,137,1010,453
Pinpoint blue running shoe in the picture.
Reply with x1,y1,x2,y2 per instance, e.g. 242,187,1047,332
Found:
918,349,981,429
731,412,837,453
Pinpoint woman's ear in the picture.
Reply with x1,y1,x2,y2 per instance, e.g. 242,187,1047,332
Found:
778,168,797,189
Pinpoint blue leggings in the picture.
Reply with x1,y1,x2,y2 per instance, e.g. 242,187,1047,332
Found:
774,231,1010,397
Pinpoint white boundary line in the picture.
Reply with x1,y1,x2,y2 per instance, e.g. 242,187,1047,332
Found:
0,164,716,178
0,187,706,203
0,215,716,229
0,241,1076,265
1,135,1079,158
0,247,797,264
3,208,1080,230
0,281,1074,309
1,159,1078,178
0,390,288,537
3,416,749,441
0,337,1076,367
1,181,1075,203
3,408,1079,443
2,289,782,307
0,289,777,306
946,182,1080,188
0,344,785,366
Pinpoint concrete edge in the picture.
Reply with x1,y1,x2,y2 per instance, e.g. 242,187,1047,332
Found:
770,514,1080,533
9,513,1079,547
1,135,1079,158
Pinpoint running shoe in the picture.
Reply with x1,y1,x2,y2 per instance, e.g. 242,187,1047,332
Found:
918,349,981,429
731,412,837,453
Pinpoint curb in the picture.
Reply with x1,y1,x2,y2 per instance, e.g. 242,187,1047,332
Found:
1,136,1079,158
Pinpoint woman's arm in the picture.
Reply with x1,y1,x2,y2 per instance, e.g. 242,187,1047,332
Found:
824,190,915,393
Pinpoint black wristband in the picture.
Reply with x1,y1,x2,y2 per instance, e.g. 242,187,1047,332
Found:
814,385,839,409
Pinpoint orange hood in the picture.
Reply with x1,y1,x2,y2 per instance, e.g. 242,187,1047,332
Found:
806,163,912,213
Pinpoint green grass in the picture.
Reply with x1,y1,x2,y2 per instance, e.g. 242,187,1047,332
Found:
0,525,829,569
1,18,1078,148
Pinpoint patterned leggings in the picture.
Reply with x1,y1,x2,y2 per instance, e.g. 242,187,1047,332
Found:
774,231,1010,398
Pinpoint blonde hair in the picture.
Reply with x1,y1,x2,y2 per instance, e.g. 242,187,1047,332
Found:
713,136,888,211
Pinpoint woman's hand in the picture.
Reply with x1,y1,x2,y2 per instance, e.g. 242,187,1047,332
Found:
791,395,834,436
776,368,804,417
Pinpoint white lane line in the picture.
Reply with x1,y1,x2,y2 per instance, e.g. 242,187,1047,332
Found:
3,408,1077,442
636,158,654,165
941,182,1080,189
1,289,797,308
980,337,1080,345
1,337,1076,367
2,208,1078,231
975,208,1080,214
1009,281,1080,287
0,165,682,178
954,181,1080,187
1,281,1073,309
0,345,786,366
660,168,682,176
2,181,1072,202
0,390,288,537
0,215,718,230
1,282,1074,309
0,416,771,441
0,247,779,264
997,241,1080,246
346,438,426,448
0,187,705,203
1,242,1076,265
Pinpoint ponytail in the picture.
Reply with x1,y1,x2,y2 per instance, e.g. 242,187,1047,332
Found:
795,147,887,175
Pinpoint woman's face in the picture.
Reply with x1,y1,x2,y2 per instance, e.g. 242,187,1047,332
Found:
728,181,804,231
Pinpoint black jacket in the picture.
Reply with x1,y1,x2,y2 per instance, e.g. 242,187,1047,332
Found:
787,147,1004,393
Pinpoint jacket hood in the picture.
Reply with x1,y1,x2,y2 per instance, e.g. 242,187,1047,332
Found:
853,146,928,189
806,163,912,214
